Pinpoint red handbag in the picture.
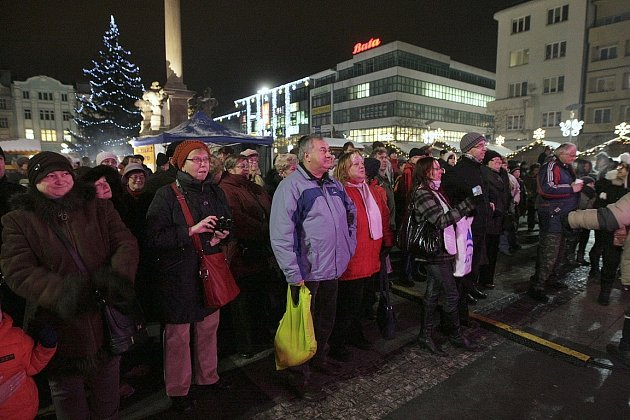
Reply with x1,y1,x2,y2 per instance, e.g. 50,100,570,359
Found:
171,183,240,308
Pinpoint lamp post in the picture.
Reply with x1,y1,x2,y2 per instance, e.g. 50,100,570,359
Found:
559,111,584,144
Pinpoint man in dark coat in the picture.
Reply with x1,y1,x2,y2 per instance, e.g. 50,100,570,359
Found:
0,147,27,325
143,140,183,199
442,132,491,325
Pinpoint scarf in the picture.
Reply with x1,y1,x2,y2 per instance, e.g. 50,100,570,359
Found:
347,181,383,240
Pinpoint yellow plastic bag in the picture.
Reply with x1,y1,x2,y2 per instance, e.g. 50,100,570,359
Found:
274,285,317,370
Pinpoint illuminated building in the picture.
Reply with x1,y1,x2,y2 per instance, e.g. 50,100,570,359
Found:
215,40,495,153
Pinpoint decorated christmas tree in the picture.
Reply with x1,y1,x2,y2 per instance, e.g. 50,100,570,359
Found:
73,15,144,157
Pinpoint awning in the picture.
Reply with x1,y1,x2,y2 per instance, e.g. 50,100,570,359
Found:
0,138,41,154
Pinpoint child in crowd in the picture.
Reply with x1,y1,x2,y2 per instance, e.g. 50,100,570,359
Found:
0,299,57,420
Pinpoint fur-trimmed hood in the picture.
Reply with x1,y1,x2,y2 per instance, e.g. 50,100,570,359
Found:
10,181,96,224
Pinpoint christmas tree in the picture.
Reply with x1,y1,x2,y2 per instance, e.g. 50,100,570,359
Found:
73,15,144,158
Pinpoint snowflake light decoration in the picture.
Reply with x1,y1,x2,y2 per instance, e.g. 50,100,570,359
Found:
560,118,584,137
533,128,545,141
495,135,505,146
615,122,629,140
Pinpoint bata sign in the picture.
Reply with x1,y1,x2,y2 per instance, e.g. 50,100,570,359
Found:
352,38,382,55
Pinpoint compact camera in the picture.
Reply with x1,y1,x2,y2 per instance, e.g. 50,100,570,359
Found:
215,217,233,231
472,185,483,197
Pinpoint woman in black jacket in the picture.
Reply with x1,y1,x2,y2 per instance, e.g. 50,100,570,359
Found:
412,157,476,355
146,140,231,412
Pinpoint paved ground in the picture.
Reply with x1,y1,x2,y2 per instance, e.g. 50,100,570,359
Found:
36,228,630,419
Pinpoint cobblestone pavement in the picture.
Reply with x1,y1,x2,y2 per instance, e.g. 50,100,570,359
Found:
116,228,630,419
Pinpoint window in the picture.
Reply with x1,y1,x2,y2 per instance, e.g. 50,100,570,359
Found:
548,5,569,24
512,16,531,33
543,76,565,94
508,82,528,97
63,130,71,142
0,99,6,109
592,76,615,92
509,49,529,67
63,111,72,121
38,92,53,101
623,106,630,122
24,109,32,119
593,108,611,124
61,93,68,102
0,118,8,128
542,111,562,127
39,110,55,120
41,129,57,142
22,91,29,99
624,73,630,89
598,45,617,61
25,129,34,139
545,41,566,60
507,114,524,130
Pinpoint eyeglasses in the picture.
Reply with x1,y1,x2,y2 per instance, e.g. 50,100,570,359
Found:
129,175,145,181
186,157,210,165
473,142,488,150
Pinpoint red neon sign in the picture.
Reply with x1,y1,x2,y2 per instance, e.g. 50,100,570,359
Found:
352,38,382,55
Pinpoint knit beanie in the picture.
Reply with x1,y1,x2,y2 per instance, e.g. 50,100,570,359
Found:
96,151,118,165
460,132,486,153
172,140,210,169
409,148,423,159
28,151,75,185
364,157,380,179
482,149,502,166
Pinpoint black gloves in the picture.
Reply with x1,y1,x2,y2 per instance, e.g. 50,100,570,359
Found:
38,325,57,348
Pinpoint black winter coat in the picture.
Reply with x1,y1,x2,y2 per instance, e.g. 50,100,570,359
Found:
482,167,510,235
146,170,231,324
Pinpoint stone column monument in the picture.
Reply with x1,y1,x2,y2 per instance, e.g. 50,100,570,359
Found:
163,0,194,127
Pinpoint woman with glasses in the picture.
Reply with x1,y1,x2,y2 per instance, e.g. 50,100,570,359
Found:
218,155,273,358
146,140,231,412
412,157,477,355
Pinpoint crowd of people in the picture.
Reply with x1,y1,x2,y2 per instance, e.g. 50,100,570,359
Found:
0,132,629,417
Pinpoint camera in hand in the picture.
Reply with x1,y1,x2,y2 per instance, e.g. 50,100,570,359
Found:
215,217,233,231
472,185,483,196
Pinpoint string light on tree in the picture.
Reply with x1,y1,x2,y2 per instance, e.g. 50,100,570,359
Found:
72,15,144,158
495,135,505,146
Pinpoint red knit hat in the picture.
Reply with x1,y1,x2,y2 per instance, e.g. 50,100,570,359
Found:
172,140,210,169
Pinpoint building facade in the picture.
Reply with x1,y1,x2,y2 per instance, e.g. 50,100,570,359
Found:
216,40,496,153
12,75,77,152
581,0,630,149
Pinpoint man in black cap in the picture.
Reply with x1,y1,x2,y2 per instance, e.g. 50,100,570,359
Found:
442,132,491,326
0,147,27,325
143,140,183,199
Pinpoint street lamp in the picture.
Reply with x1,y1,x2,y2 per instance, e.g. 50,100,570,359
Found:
559,111,584,143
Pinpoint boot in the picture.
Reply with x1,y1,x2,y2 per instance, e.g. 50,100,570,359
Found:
417,315,447,357
598,278,613,306
444,310,478,351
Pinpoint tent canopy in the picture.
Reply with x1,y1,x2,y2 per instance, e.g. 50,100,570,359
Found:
0,138,41,154
132,111,273,147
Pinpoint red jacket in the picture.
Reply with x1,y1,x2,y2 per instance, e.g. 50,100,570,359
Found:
341,182,393,281
0,313,56,420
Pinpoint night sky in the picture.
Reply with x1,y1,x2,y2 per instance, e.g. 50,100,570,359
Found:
1,0,518,115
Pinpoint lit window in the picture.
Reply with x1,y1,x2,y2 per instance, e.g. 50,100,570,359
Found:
356,83,370,99
542,111,561,127
509,49,529,67
593,108,611,124
63,130,71,141
512,16,531,33
548,5,569,24
598,45,617,61
543,76,565,94
41,129,57,142
545,41,567,60
25,129,34,139
508,82,528,97
507,115,524,130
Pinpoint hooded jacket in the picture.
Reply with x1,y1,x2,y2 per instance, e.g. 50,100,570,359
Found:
270,164,357,284
0,182,138,376
0,313,56,420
